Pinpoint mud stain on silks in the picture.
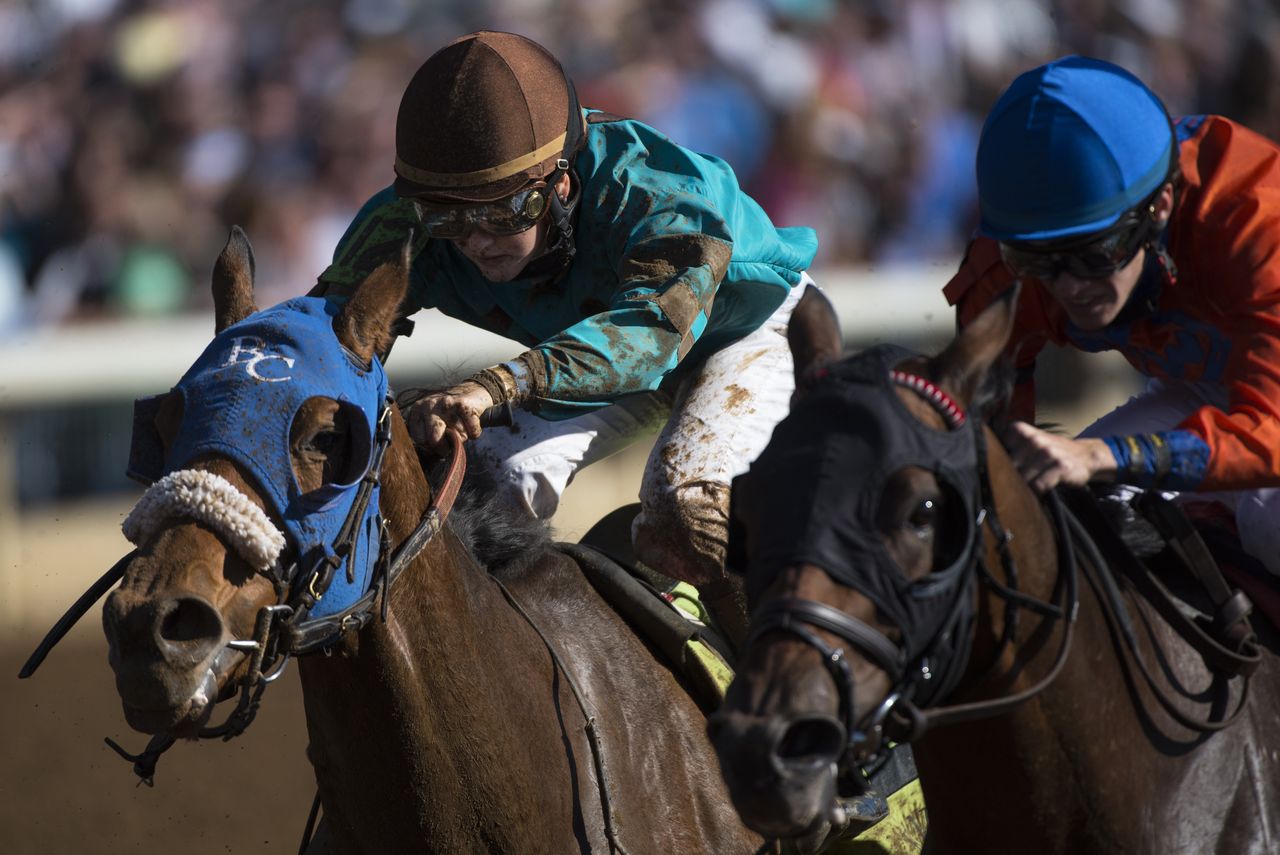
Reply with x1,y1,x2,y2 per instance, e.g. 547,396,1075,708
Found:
658,437,694,473
736,347,769,373
724,384,750,414
633,478,731,586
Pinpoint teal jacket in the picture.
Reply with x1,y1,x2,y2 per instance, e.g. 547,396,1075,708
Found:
318,111,819,417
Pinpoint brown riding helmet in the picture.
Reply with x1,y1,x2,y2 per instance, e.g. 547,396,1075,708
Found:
393,31,586,203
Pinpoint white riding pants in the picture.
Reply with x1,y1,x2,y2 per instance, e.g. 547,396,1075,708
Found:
472,275,811,584
1079,376,1280,576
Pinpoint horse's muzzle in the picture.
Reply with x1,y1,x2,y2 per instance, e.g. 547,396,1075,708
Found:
708,707,850,838
103,589,230,735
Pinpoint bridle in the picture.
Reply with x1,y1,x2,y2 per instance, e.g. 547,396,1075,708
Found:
21,395,468,783
267,397,465,655
745,369,1080,779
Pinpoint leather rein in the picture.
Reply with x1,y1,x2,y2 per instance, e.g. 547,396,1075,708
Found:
20,397,468,783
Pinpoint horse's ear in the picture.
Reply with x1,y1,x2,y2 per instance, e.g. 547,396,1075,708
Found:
333,239,411,362
934,282,1020,405
788,286,843,390
213,226,258,333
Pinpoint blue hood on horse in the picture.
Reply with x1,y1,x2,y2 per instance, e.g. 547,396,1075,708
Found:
166,296,388,619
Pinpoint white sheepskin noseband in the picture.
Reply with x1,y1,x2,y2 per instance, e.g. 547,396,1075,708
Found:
122,469,286,571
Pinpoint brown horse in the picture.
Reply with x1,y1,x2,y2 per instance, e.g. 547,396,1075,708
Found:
710,286,1280,854
99,228,766,854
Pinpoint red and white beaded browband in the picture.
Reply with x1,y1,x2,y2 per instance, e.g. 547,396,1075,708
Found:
889,370,967,429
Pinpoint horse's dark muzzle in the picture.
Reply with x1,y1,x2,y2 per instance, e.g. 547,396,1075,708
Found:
103,589,228,732
104,592,226,666
709,708,847,837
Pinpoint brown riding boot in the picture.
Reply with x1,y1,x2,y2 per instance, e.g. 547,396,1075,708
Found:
630,484,749,651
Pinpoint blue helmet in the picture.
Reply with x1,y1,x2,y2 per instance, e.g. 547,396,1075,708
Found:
976,56,1174,242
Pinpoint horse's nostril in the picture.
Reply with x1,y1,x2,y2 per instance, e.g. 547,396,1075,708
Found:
776,715,845,770
156,597,224,659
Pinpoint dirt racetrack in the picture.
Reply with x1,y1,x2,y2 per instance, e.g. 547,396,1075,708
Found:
3,630,314,854
2,446,648,854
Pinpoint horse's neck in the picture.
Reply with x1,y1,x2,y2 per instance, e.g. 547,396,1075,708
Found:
296,437,577,848
926,432,1170,851
918,442,1086,851
959,430,1066,694
297,555,532,848
299,528,544,732
982,428,1059,601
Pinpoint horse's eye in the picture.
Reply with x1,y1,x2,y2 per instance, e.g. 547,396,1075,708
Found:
907,498,937,538
304,429,341,456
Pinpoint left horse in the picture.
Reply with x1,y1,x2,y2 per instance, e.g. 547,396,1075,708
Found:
96,228,765,853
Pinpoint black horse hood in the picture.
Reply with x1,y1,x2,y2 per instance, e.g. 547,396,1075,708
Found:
730,344,981,665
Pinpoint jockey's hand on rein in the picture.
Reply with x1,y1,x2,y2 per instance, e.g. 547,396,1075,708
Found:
1001,421,1118,493
406,382,495,453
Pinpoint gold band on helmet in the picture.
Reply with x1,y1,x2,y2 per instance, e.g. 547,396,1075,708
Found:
394,132,568,188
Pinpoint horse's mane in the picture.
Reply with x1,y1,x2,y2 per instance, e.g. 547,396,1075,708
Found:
445,447,556,574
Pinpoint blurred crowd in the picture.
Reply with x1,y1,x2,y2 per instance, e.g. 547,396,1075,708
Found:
3,0,1279,329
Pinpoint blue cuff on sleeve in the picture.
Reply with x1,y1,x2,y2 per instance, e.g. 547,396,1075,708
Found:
1103,430,1209,490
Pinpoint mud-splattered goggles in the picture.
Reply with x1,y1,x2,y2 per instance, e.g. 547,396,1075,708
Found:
999,204,1158,281
410,183,550,239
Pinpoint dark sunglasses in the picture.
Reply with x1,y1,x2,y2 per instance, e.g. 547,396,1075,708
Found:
411,182,550,239
999,203,1158,281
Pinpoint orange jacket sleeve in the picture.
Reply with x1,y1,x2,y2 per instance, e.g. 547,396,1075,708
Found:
1163,116,1280,489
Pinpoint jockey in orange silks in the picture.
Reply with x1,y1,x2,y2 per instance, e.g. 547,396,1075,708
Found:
944,56,1280,575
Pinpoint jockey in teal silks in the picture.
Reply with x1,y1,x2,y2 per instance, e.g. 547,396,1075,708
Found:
311,30,819,644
